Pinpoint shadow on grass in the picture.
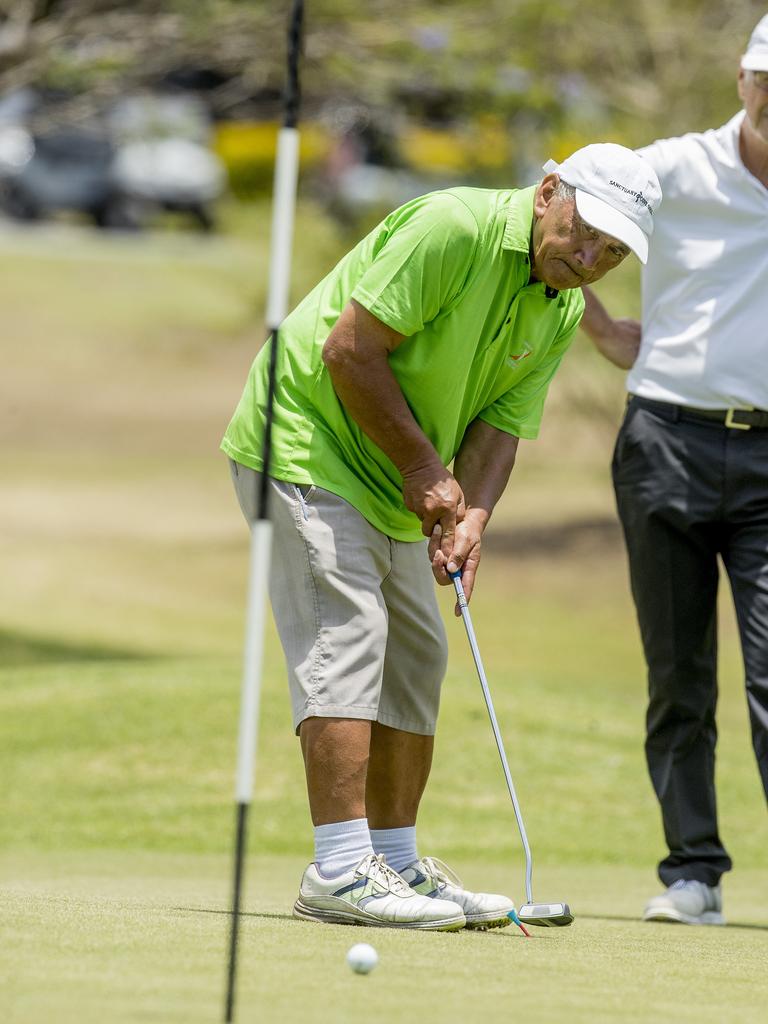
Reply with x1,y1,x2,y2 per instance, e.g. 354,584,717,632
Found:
172,906,533,938
484,516,622,559
578,912,768,932
0,628,157,667
173,906,299,923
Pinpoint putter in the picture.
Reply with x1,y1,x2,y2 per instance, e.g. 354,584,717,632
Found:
450,570,573,927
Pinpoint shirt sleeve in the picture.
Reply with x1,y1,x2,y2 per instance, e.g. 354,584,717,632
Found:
478,300,584,440
351,192,480,336
636,138,682,191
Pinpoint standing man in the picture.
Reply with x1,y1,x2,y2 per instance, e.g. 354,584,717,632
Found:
223,144,660,931
581,14,768,926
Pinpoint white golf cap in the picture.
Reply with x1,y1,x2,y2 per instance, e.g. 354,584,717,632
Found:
542,143,662,264
741,13,768,71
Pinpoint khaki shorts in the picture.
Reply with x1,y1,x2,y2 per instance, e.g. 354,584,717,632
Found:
229,462,447,735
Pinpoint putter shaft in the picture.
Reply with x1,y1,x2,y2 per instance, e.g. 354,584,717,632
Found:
450,572,533,904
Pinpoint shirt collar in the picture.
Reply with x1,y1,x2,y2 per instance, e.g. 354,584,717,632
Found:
502,185,537,253
502,185,562,301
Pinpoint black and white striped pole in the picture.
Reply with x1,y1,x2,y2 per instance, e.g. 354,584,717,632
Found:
224,3,304,1020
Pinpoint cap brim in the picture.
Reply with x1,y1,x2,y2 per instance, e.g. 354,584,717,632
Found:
574,190,649,264
741,53,768,70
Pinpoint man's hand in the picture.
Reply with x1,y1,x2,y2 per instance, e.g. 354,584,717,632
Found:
429,511,484,615
580,286,642,369
426,420,518,615
591,317,641,369
402,461,466,551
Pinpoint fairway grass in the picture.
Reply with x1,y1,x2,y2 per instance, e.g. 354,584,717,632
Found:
2,852,767,1024
2,632,766,1024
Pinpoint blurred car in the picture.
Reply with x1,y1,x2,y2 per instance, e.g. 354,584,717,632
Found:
111,136,224,231
0,127,142,227
108,93,226,230
0,90,225,231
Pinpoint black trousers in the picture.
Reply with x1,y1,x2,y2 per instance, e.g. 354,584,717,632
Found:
613,396,768,887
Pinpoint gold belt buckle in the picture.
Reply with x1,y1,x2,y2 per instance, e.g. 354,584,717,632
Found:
725,407,752,430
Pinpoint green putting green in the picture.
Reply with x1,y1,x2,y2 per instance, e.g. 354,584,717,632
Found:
3,850,768,1023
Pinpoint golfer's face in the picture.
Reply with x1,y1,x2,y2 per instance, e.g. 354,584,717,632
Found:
532,190,630,289
739,69,768,145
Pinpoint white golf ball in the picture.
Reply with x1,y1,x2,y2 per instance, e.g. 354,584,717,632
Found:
346,942,378,974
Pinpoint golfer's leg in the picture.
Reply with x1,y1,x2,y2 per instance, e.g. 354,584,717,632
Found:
366,724,434,828
369,538,446,827
300,717,372,825
229,463,390,823
372,538,515,928
229,465,466,931
272,484,390,825
721,437,768,802
613,407,731,886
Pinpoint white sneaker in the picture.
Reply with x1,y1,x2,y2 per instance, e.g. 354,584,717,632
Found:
293,852,466,930
643,879,725,925
400,856,514,930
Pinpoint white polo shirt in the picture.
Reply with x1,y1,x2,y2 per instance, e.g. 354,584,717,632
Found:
627,112,768,409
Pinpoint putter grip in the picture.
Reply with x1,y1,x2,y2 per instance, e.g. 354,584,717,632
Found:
449,570,467,608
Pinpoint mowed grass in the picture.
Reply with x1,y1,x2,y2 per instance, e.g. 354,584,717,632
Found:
3,852,768,1024
1,209,767,1023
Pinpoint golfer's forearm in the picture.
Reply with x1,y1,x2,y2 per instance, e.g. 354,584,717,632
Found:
322,300,446,477
323,348,442,478
453,421,519,527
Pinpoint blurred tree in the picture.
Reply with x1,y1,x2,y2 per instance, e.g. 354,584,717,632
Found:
0,0,762,146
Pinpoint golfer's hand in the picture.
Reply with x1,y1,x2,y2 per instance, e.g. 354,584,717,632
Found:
402,462,465,554
429,513,483,615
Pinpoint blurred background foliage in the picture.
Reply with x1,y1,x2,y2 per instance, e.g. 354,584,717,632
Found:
1,0,765,197
1,0,763,434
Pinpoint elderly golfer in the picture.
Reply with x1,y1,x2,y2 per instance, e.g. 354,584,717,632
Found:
223,143,661,930
581,14,768,926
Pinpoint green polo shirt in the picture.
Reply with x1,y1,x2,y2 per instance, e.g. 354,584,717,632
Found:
221,186,584,541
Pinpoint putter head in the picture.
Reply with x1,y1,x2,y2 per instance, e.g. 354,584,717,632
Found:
518,901,574,927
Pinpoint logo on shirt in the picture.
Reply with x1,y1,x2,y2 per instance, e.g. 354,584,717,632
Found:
506,344,532,368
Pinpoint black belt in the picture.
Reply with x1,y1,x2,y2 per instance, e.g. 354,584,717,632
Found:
630,395,768,431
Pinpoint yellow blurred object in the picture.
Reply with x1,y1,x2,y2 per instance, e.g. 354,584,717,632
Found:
545,132,594,165
400,116,511,175
544,130,634,165
214,115,516,195
213,121,331,196
470,116,511,171
400,125,468,173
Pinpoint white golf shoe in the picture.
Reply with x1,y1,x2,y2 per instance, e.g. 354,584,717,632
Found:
399,856,514,930
643,879,725,925
293,852,466,930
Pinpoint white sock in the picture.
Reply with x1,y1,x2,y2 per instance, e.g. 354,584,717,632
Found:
314,818,374,878
369,826,419,873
